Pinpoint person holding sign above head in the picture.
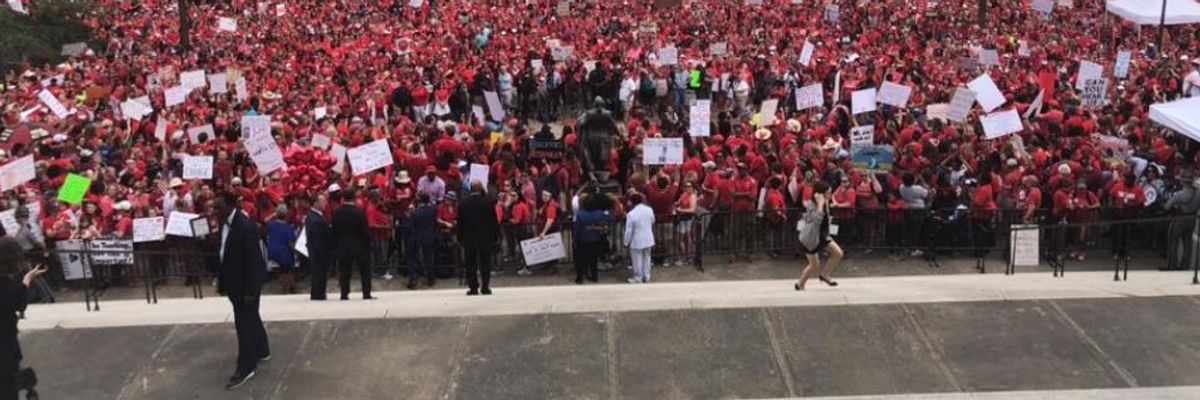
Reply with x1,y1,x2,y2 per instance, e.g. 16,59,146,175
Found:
213,192,270,390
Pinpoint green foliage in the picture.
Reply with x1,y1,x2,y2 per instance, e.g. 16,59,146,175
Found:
0,0,96,73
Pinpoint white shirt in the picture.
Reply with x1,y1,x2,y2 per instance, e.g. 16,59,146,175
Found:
623,204,656,250
219,210,237,263
1185,70,1200,97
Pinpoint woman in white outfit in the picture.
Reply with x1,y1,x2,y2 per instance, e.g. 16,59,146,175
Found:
624,193,656,283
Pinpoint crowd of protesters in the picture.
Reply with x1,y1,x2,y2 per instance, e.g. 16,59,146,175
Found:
2,0,1200,292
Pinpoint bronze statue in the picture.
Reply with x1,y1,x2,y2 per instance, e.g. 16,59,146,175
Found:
576,97,619,186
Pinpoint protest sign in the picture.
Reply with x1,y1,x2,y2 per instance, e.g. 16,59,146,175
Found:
980,109,1024,139
850,125,875,149
235,78,248,102
294,228,309,257
758,99,779,127
1010,224,1040,267
7,0,27,14
88,240,134,265
346,139,395,176
471,106,485,124
947,88,976,123
1032,0,1053,15
164,85,189,107
311,133,331,150
483,91,505,122
0,155,36,192
133,217,166,243
191,217,210,237
689,100,711,137
1080,78,1108,109
208,73,228,94
799,41,815,66
182,155,214,180
56,239,91,281
165,212,200,237
314,106,328,120
58,174,91,205
1095,134,1130,152
968,73,1005,112
244,131,287,174
925,103,950,122
824,4,840,23
551,46,573,61
556,1,570,16
1018,40,1030,57
1075,60,1103,89
469,163,490,188
795,83,823,110
851,145,894,173
154,115,168,141
240,115,271,138
658,46,679,65
331,143,348,174
529,139,566,160
0,203,38,235
408,0,423,7
180,69,207,90
643,138,684,165
851,88,877,115
877,81,912,108
275,3,286,15
531,59,544,71
978,49,1000,67
187,124,215,144
1024,90,1045,120
37,89,71,118
1113,51,1132,79
710,42,728,56
61,42,87,56
120,99,151,120
218,17,237,32
520,233,568,265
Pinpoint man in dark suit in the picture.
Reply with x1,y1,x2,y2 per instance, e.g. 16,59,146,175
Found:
300,194,333,300
457,181,500,295
214,192,270,390
404,193,439,290
331,189,373,300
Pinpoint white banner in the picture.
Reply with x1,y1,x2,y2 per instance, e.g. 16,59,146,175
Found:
948,88,976,123
926,103,950,122
642,138,684,165
968,74,1005,112
88,239,134,265
710,42,728,56
469,163,490,188
795,83,823,110
483,91,505,122
520,232,568,265
876,81,912,108
1076,60,1103,90
245,131,287,174
980,109,1024,139
850,125,875,149
689,100,711,137
347,138,395,176
1080,78,1108,109
133,217,166,243
165,212,200,237
37,89,71,118
182,155,214,180
1113,51,1132,79
851,88,877,115
758,99,779,127
0,155,37,192
978,49,1000,67
121,99,152,120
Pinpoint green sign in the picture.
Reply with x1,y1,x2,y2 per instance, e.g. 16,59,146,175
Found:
58,173,92,205
689,70,702,89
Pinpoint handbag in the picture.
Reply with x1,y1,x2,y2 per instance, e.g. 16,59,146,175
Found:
796,206,824,251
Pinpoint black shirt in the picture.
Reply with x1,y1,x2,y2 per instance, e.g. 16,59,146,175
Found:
0,278,28,369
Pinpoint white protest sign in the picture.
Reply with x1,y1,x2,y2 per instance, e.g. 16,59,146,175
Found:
311,133,331,150
551,46,573,61
947,88,976,123
294,227,309,257
180,69,207,90
182,155,214,180
799,41,815,67
165,212,200,237
57,239,92,281
877,81,912,108
154,116,168,141
408,0,423,7
187,124,216,144
7,0,27,14
1075,60,1103,90
218,17,238,32
471,106,485,124
980,109,1024,139
978,49,1000,67
314,106,328,120
824,4,840,23
469,163,490,188
658,47,679,66
121,99,152,120
37,89,71,118
642,138,684,165
133,217,166,243
275,3,286,15
164,85,189,107
346,139,394,176
689,100,711,137
0,210,17,236
926,103,950,122
208,73,228,94
795,83,823,110
1113,51,1132,79
1080,78,1108,109
530,59,544,71
235,77,248,102
0,155,36,192
244,131,287,174
851,88,877,115
758,99,779,127
520,232,568,265
968,74,1005,112
331,143,348,175
710,42,728,56
1010,224,1040,266
850,125,875,149
483,91,505,122
240,115,271,138
1018,40,1031,57
1032,0,1053,14
1024,89,1045,120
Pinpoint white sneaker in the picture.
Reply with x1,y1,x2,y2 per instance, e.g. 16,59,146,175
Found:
627,278,642,284
517,268,533,276
911,250,924,257
382,273,394,281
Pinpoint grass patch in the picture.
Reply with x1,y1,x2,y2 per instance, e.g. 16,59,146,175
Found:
1,0,97,74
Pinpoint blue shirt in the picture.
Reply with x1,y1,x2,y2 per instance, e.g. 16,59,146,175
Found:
265,220,297,267
573,209,612,244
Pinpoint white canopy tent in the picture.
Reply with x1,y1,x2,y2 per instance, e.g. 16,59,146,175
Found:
1150,97,1200,142
1107,0,1200,25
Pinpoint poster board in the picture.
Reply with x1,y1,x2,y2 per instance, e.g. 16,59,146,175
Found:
244,131,287,174
165,212,200,237
0,155,36,192
1010,224,1040,266
346,139,395,176
851,88,877,115
642,138,684,165
689,100,711,137
520,233,568,265
182,155,214,180
980,109,1024,139
967,74,1005,112
1113,51,1132,79
850,125,875,149
56,239,92,281
877,81,912,108
483,91,505,122
758,99,779,127
133,217,166,243
795,84,823,110
469,163,490,188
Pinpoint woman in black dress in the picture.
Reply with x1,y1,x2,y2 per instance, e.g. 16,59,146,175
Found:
0,238,47,399
796,181,844,291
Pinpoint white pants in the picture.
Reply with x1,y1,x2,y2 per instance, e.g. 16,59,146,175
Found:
630,247,652,283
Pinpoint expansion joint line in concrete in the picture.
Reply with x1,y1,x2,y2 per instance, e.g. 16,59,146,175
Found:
114,325,181,400
267,321,318,400
1046,300,1139,388
440,317,473,400
605,311,620,400
761,308,798,398
900,304,963,392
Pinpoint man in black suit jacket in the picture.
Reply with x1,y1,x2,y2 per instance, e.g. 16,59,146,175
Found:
214,192,270,390
405,193,439,290
300,194,333,300
331,189,373,300
456,181,500,295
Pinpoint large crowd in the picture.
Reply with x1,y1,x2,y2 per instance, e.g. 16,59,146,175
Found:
3,0,1200,284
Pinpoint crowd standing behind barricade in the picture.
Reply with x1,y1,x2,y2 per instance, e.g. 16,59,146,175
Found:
2,0,1200,292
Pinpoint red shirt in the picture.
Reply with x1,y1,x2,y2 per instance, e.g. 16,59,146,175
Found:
437,202,458,226
731,176,758,212
511,201,533,225
646,183,679,217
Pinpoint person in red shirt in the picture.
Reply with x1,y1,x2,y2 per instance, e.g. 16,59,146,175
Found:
1066,182,1100,261
763,177,788,258
508,190,534,275
365,190,393,271
729,164,758,263
437,191,459,231
831,175,857,244
1107,173,1145,261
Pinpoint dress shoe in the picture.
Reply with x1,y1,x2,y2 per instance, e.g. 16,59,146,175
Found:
406,281,417,290
340,295,349,301
481,288,492,295
574,278,584,284
467,290,480,296
225,370,256,390
363,296,376,300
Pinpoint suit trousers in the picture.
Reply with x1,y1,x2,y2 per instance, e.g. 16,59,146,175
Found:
309,256,329,300
630,247,652,283
407,242,437,280
229,295,269,374
462,244,492,291
338,251,372,298
577,241,604,281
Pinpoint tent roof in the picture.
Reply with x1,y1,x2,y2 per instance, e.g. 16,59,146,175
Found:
1150,97,1200,142
1107,0,1200,25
